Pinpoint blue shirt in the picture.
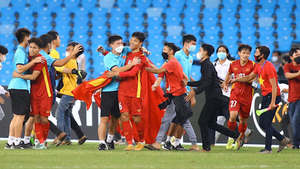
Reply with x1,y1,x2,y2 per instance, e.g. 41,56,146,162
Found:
175,49,193,92
102,47,131,92
40,50,56,70
8,45,30,91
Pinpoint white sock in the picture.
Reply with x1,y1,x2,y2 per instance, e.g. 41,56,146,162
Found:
14,138,21,146
35,139,39,145
228,137,233,140
106,134,114,143
140,141,145,145
8,136,14,145
24,136,30,144
174,138,181,147
166,136,172,142
99,140,105,144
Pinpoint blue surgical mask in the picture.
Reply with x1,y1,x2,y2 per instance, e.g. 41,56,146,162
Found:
217,52,227,60
188,44,196,53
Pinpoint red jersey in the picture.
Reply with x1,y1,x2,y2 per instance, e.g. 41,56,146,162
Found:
283,63,300,102
253,61,280,96
162,58,186,96
118,51,146,98
229,60,256,104
30,54,53,99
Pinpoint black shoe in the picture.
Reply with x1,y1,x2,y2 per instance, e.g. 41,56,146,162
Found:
98,143,108,150
146,144,160,151
162,141,172,150
292,146,300,149
4,143,12,149
11,143,24,149
21,141,32,149
106,141,115,150
172,144,187,151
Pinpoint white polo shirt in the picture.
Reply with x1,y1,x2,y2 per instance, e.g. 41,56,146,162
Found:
214,58,232,98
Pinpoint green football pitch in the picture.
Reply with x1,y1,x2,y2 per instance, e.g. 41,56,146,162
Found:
0,141,299,169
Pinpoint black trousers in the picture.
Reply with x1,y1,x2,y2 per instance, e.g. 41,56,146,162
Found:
199,97,240,151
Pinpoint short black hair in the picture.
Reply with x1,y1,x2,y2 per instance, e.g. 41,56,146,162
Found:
39,34,53,48
183,34,197,44
216,45,229,54
256,46,270,59
0,45,8,55
238,44,252,52
15,28,31,43
201,43,214,56
282,55,292,63
28,37,44,48
289,47,300,57
67,42,84,57
47,30,59,40
108,34,122,44
164,42,180,55
131,31,145,42
273,50,282,56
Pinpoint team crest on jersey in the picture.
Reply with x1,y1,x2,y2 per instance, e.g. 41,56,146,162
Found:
122,55,126,59
190,60,192,63
245,68,250,72
234,67,238,70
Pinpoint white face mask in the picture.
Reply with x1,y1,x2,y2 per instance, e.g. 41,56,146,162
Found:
0,55,6,62
197,52,204,60
272,56,278,63
115,45,124,54
65,52,70,57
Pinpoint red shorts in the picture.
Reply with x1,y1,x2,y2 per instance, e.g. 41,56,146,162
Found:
30,98,52,117
118,95,142,116
228,98,250,119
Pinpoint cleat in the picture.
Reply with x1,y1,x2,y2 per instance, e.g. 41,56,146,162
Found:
234,141,238,150
124,144,134,151
32,144,48,150
134,142,145,151
244,129,253,143
277,137,290,153
97,143,108,151
235,133,243,150
258,149,272,154
172,144,187,151
21,141,32,149
78,135,88,145
4,143,12,149
162,141,172,150
106,141,115,150
61,141,72,145
11,143,24,149
226,138,234,149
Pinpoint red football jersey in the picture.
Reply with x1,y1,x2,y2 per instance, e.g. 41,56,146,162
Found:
283,63,300,102
229,60,256,104
30,54,53,99
118,51,146,98
162,58,186,96
253,61,280,96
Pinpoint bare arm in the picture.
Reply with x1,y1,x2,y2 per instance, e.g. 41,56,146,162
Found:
53,44,82,67
285,70,300,79
16,57,44,74
282,88,288,93
62,67,72,74
13,70,41,81
145,67,166,74
232,72,257,83
152,77,163,91
269,78,277,110
110,57,140,72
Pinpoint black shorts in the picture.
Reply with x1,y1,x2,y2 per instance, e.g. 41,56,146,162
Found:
9,89,30,116
100,91,120,118
172,93,193,126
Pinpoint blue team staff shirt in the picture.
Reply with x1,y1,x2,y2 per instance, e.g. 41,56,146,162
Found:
175,49,193,92
102,46,132,92
8,45,30,91
40,50,56,70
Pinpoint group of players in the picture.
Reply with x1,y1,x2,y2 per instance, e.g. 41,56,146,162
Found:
2,27,300,153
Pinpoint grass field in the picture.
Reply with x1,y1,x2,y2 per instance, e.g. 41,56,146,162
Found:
0,141,299,169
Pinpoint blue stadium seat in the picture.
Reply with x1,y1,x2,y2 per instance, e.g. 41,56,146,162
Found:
152,0,169,8
73,25,89,35
258,17,274,27
90,34,107,45
240,0,256,8
222,35,238,46
278,0,295,10
36,15,53,26
276,26,293,37
169,0,185,9
18,15,35,26
136,0,152,9
10,0,27,8
164,7,182,18
202,16,218,27
202,35,219,46
275,8,292,18
148,42,163,54
167,26,183,36
259,35,275,46
0,34,14,45
109,17,125,27
202,8,219,17
147,17,163,26
220,17,237,28
186,0,202,8
146,7,163,17
275,17,292,26
99,0,114,11
91,25,108,34
277,36,293,51
37,7,53,17
73,16,89,27
116,0,133,9
0,7,16,17
220,8,237,18
127,7,145,18
221,0,239,9
260,0,277,10
238,17,255,27
128,25,145,33
258,8,275,18
238,8,255,18
294,29,300,42
64,0,80,8
166,35,182,46
222,26,238,36
18,24,34,32
0,15,15,25
90,7,107,17
184,26,201,36
54,24,71,35
54,16,71,26
128,16,143,27
204,0,220,8
17,7,34,16
240,35,257,45
182,16,198,28
72,34,89,44
90,15,107,26
183,7,200,18
165,16,181,26
53,7,70,17
46,0,62,8
110,25,127,36
239,25,256,36
147,34,164,44
258,26,275,37
81,0,97,8
203,26,221,36
36,24,53,37
72,7,89,17
110,8,127,18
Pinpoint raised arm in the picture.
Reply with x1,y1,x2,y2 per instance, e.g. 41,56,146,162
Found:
53,44,82,67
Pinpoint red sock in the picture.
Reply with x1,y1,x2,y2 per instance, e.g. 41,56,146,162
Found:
42,121,50,141
35,123,44,144
122,121,133,145
227,120,237,131
136,121,144,142
238,123,247,138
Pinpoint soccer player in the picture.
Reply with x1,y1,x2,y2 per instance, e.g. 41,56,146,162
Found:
55,42,87,145
284,47,300,149
185,43,242,152
0,45,10,121
147,34,199,151
230,46,290,154
5,28,44,149
146,42,193,151
106,32,148,151
13,37,52,149
96,34,140,151
223,44,257,149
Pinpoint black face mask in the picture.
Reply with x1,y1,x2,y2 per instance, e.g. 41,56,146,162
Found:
254,54,262,62
162,52,168,60
294,57,300,64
